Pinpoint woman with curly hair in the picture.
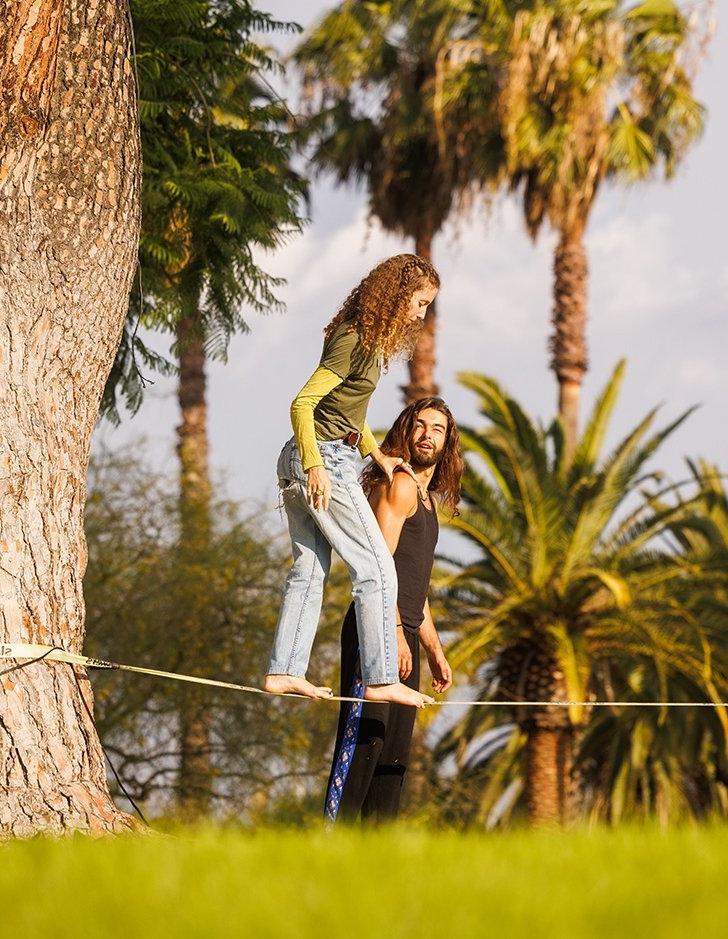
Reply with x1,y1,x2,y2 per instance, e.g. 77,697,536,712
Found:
265,254,439,707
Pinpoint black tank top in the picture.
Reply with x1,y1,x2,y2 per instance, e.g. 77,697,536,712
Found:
393,493,439,630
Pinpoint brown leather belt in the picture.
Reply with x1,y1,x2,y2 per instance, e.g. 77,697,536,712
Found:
340,430,362,447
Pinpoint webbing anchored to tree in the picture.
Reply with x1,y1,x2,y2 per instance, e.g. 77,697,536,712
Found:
1,643,726,709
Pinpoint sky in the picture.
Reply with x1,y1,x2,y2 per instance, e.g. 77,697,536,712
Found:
95,1,728,557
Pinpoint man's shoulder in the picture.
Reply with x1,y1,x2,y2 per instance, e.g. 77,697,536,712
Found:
385,469,419,510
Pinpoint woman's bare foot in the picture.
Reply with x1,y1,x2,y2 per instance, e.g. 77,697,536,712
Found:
364,682,434,708
264,674,333,699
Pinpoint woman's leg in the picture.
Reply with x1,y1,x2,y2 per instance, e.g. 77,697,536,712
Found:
268,438,431,706
265,439,333,698
308,448,399,686
312,443,431,707
268,480,332,678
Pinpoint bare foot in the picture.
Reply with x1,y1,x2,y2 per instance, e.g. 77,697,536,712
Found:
364,682,434,708
264,674,333,700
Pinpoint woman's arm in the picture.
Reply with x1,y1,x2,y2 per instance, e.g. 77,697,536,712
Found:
358,422,379,461
290,366,344,471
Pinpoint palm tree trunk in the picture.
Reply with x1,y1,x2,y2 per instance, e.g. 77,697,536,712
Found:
0,0,141,836
524,721,576,825
175,315,213,815
502,639,580,825
550,223,588,459
402,232,440,405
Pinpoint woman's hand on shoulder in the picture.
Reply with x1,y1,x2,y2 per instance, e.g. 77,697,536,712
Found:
373,450,418,486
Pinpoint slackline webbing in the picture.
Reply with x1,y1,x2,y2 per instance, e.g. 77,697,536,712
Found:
1,643,726,709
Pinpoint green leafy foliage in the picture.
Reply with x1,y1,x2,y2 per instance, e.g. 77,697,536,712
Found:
84,447,347,819
432,363,728,825
294,0,502,244
445,0,707,238
102,1,307,422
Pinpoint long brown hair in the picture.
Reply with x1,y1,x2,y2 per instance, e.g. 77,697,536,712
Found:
324,254,440,369
361,397,463,517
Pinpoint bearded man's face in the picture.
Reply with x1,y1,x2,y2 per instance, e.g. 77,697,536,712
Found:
410,407,448,468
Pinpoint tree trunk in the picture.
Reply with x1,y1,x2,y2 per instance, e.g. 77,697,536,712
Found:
401,232,440,405
0,0,141,836
175,315,213,815
524,722,576,826
550,223,588,460
500,638,580,825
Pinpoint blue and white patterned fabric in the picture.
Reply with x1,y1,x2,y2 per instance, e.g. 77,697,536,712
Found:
324,675,365,825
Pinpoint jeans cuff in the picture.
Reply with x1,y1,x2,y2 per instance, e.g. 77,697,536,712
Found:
361,672,399,686
267,664,307,678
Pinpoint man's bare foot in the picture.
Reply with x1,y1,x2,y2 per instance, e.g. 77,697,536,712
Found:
264,674,333,699
364,682,434,708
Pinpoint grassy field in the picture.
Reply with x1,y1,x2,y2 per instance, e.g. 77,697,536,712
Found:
2,825,727,937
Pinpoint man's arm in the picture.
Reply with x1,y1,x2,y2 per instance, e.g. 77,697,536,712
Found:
419,598,453,693
371,472,418,679
371,471,418,554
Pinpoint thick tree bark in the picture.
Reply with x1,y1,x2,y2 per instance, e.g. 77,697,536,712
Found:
401,232,440,406
500,639,580,825
524,722,576,826
550,224,588,460
0,0,141,836
175,316,213,815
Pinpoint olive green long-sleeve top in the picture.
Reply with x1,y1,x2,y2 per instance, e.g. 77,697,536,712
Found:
290,323,381,471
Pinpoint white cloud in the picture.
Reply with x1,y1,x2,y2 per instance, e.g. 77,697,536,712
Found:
589,212,699,325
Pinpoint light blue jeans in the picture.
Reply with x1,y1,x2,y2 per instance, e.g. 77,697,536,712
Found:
269,436,399,686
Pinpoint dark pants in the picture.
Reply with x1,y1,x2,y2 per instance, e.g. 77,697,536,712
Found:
324,602,420,824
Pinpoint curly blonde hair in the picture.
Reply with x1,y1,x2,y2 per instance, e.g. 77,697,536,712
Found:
323,254,440,368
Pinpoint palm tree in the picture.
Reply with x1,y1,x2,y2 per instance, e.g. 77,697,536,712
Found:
104,0,306,814
577,460,728,823
436,361,724,824
433,458,728,828
441,0,706,455
294,0,502,404
578,666,728,823
435,654,728,827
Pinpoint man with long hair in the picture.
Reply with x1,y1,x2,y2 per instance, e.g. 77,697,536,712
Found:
324,397,464,824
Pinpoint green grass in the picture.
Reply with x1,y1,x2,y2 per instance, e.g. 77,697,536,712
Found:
2,825,727,937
